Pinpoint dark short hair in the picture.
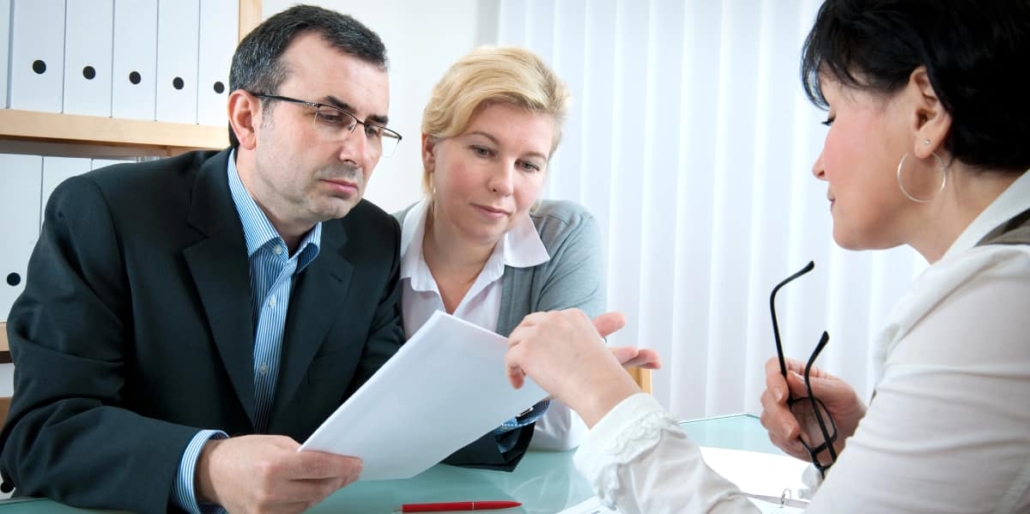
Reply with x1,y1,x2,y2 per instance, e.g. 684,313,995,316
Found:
801,0,1030,173
227,5,388,150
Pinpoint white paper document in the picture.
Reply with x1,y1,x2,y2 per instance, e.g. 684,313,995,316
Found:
300,311,548,480
558,447,809,513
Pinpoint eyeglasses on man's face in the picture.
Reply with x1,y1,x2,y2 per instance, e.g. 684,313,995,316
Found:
770,261,838,478
250,93,403,157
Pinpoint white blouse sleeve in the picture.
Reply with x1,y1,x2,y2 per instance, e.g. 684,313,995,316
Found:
574,394,759,514
804,248,1030,513
573,249,1030,514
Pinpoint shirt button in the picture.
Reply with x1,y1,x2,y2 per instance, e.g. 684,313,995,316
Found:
273,245,283,255
268,295,277,308
259,363,269,375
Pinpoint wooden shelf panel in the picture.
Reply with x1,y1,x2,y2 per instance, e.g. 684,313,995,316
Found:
0,323,9,364
0,110,228,154
240,0,262,41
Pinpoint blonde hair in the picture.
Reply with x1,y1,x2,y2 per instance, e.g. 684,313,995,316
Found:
421,46,570,195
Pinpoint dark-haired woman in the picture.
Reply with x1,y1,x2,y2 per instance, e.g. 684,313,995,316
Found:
502,1,1030,512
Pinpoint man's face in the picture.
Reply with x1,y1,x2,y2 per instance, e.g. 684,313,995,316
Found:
243,32,390,237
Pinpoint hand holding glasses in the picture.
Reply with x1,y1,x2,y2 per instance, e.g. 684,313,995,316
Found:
770,261,838,478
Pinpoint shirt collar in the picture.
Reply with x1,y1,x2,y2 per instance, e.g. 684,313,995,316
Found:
505,204,551,268
399,199,431,283
400,199,550,287
226,151,322,268
943,169,1030,260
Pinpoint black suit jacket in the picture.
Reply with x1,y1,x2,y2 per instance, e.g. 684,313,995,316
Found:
0,150,404,513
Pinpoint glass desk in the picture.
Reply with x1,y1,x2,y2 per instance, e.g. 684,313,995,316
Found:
0,413,777,513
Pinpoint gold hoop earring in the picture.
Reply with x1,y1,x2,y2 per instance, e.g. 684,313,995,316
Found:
896,152,948,203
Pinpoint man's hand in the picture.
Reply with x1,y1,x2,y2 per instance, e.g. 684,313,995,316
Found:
196,435,363,514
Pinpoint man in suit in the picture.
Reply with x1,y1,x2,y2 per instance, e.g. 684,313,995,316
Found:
0,6,405,513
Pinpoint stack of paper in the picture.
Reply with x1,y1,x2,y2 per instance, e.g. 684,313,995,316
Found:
300,311,549,480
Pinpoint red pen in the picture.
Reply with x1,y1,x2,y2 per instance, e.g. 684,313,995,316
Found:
401,500,522,512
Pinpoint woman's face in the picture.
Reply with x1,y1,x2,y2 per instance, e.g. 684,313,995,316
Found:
812,78,922,250
424,103,554,246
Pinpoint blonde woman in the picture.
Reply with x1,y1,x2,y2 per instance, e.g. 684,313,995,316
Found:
396,46,614,469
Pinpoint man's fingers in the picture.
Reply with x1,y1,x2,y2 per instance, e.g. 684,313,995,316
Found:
288,452,363,480
592,312,626,338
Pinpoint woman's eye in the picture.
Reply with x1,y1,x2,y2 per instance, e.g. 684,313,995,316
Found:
519,160,541,172
821,115,835,127
471,145,493,157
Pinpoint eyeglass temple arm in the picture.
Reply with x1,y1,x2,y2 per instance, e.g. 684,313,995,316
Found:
806,331,838,463
770,261,816,377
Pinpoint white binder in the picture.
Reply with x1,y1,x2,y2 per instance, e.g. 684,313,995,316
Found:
9,0,66,113
0,154,43,323
155,0,200,124
197,0,238,127
0,0,11,109
112,0,158,121
63,0,114,117
41,157,92,230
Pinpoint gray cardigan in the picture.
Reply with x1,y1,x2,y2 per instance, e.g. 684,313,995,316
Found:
395,199,606,335
393,199,605,470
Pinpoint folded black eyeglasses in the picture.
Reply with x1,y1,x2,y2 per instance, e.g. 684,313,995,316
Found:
770,261,838,478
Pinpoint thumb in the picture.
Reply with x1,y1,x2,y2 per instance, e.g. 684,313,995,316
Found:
786,371,810,398
788,370,840,400
592,312,626,339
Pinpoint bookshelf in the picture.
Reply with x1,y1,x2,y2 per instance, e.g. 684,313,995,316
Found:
0,0,261,156
0,0,263,365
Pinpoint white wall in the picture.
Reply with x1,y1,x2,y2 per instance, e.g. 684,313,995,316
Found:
263,0,500,213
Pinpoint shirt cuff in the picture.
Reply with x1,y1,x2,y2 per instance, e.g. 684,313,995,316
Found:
173,430,228,514
574,393,670,472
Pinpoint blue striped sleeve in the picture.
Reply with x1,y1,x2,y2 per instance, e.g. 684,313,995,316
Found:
173,430,229,514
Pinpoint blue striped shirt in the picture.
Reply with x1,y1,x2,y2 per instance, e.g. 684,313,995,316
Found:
173,152,322,513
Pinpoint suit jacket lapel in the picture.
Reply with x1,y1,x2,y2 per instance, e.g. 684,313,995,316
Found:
270,220,353,425
182,150,257,427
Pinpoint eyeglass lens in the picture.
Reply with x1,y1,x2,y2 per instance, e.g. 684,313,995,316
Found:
311,107,400,157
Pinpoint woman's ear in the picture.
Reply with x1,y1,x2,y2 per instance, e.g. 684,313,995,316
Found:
421,133,437,173
905,67,952,159
228,90,260,150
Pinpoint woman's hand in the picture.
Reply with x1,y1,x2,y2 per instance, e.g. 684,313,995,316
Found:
610,345,662,370
506,310,645,427
759,357,867,460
